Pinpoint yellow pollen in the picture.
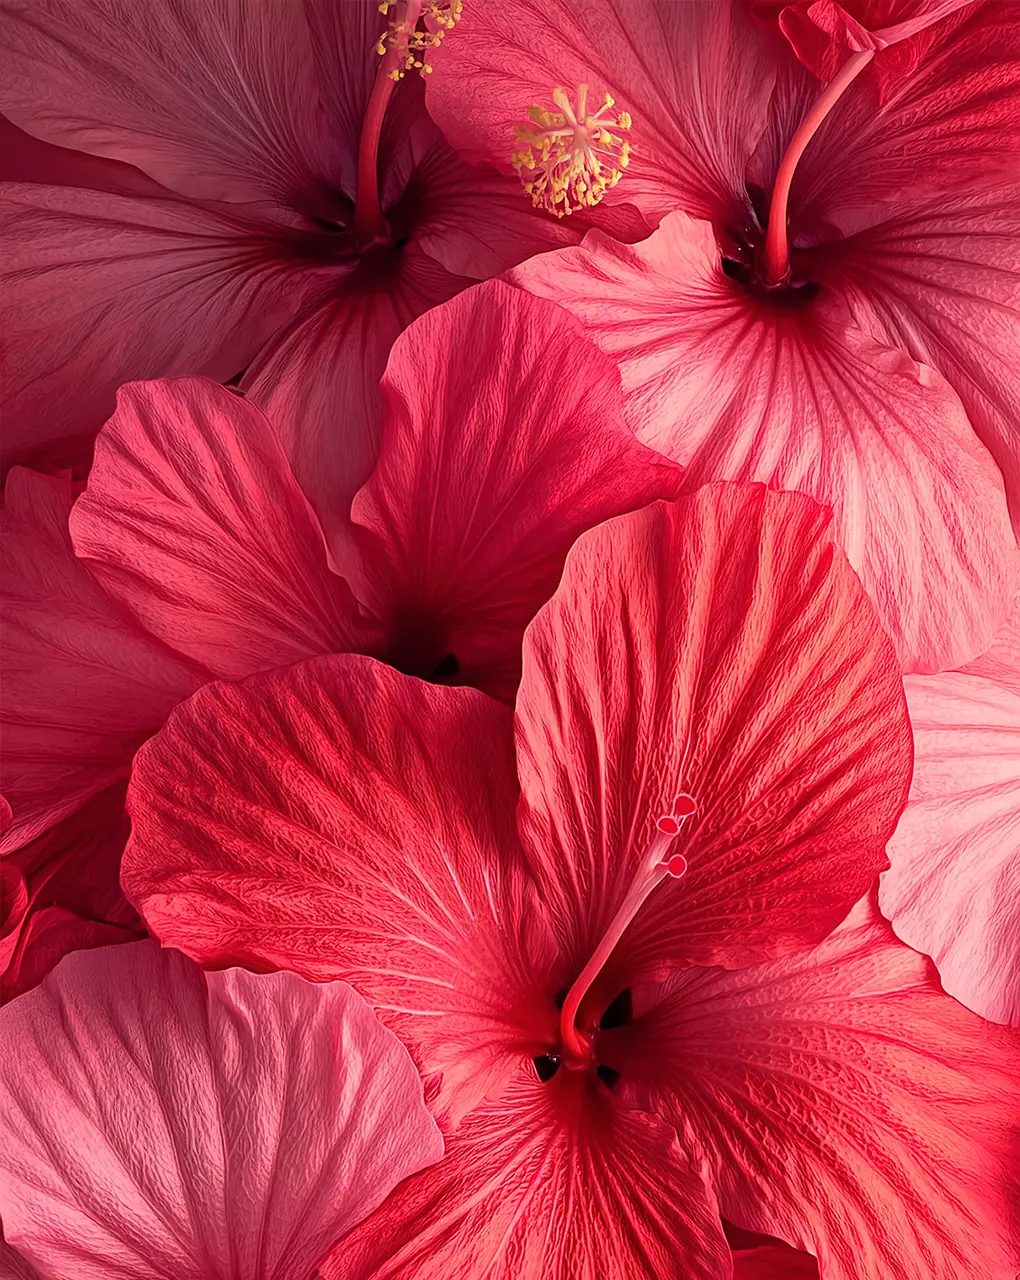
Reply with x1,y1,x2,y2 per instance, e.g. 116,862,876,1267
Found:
511,84,632,218
377,0,462,79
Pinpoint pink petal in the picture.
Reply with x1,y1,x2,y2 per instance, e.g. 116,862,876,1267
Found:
0,0,327,204
322,1068,730,1280
0,942,442,1280
0,113,165,194
0,183,304,467
514,212,1017,671
879,592,1020,1024
610,897,1020,1280
812,195,1020,536
426,0,774,226
69,378,376,681
121,655,543,1109
0,1236,39,1280
1,469,202,851
349,280,683,697
516,484,912,976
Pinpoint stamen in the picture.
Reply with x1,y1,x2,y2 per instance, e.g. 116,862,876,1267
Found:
377,0,462,78
558,793,695,1062
511,84,632,218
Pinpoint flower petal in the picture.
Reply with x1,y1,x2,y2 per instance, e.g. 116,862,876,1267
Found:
0,0,326,203
0,942,443,1280
514,211,1017,670
1,469,202,850
349,280,683,698
878,604,1020,1024
515,484,912,976
609,897,1020,1280
427,0,773,225
0,183,303,468
121,655,545,1107
321,1066,731,1280
732,1246,819,1279
69,378,375,681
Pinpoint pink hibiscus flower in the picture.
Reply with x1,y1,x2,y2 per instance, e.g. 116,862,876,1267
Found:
0,281,681,993
424,0,1020,671
879,555,1020,1026
116,484,1018,1277
0,0,644,521
0,941,442,1279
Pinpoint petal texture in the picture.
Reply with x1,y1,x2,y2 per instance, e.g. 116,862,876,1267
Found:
610,898,1020,1280
514,212,1017,670
516,484,912,975
0,942,443,1280
70,378,375,681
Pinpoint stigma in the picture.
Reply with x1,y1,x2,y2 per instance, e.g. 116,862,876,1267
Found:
511,84,631,218
376,0,463,79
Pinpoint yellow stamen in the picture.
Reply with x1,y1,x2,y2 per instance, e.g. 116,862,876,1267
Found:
511,84,632,218
377,0,463,79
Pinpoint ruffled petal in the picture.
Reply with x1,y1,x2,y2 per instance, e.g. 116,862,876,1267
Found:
0,942,442,1280
0,0,327,203
69,378,376,681
1,470,202,850
122,655,547,1106
349,280,682,698
515,484,912,977
322,1065,730,1280
879,591,1020,1024
609,898,1020,1280
514,212,1017,670
0,183,304,467
427,0,773,225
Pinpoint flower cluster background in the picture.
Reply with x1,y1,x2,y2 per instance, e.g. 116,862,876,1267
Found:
0,1,1018,1278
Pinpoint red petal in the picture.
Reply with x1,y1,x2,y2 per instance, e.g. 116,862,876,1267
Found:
515,212,1016,670
732,1245,819,1279
349,280,682,697
515,484,912,975
322,1067,731,1280
610,898,1020,1280
1,470,202,850
0,943,442,1280
70,378,375,681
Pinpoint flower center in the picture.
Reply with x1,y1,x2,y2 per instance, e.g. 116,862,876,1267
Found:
354,0,463,247
511,84,632,218
557,793,696,1067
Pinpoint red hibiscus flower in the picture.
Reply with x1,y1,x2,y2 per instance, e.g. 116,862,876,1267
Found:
116,484,1017,1277
0,942,442,1279
0,0,645,521
424,0,1020,672
0,281,680,993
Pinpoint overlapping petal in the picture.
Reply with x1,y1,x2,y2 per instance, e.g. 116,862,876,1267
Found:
513,212,1017,670
0,942,443,1280
609,898,1020,1280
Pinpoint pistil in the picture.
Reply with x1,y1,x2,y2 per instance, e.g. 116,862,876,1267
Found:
758,49,875,285
559,794,696,1063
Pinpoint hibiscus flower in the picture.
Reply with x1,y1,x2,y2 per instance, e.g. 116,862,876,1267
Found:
118,483,1017,1277
424,0,1020,671
879,555,1020,1026
0,281,681,992
0,0,644,520
0,941,442,1279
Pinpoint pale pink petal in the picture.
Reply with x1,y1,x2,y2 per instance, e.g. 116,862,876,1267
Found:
427,0,773,225
811,195,1020,536
349,280,682,697
514,212,1017,671
0,942,443,1280
1,470,203,851
516,485,911,978
121,655,545,1113
69,378,376,681
322,1067,730,1280
610,898,1020,1280
0,0,327,203
879,618,1020,1024
0,183,304,467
